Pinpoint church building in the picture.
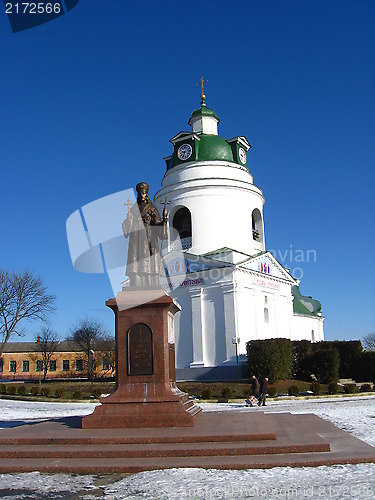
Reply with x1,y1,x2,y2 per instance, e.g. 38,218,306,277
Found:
154,87,324,381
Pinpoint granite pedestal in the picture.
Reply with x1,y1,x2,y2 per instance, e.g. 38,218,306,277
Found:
82,289,201,429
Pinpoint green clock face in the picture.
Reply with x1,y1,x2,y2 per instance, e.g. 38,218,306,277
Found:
238,147,247,165
177,144,192,161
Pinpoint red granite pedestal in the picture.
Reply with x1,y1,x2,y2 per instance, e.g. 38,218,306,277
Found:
82,289,201,429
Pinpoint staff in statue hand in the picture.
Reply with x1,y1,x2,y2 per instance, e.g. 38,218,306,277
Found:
160,197,171,239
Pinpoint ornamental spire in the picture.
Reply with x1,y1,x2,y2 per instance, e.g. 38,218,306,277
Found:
196,76,208,107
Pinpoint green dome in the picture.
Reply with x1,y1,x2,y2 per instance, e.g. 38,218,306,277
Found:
189,106,219,121
197,134,233,162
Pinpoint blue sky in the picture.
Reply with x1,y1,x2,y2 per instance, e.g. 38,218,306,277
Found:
0,0,374,343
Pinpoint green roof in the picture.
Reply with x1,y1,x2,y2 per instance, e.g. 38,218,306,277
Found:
196,134,233,162
293,297,315,316
292,285,322,317
190,106,219,121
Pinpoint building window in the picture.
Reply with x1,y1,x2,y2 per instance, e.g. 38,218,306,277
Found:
102,359,110,371
9,361,16,373
75,359,83,371
252,209,263,243
49,360,56,372
264,307,269,324
311,330,316,343
0,359,3,372
36,360,43,372
62,360,70,371
264,295,268,304
172,207,192,249
22,361,29,372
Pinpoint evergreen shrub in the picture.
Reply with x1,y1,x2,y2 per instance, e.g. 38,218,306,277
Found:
310,349,339,383
360,384,372,393
55,389,64,398
267,386,277,398
72,390,83,400
7,385,16,395
288,385,299,397
91,388,102,399
344,384,358,394
30,386,39,396
221,386,232,400
354,352,375,382
41,387,50,397
0,384,6,394
201,387,213,400
17,386,26,396
328,382,339,394
310,382,321,395
247,338,292,381
292,340,313,380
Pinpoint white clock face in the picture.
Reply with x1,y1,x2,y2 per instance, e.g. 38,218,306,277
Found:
177,144,192,161
238,147,247,164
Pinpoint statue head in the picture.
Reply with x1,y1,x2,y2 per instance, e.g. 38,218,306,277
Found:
136,182,150,203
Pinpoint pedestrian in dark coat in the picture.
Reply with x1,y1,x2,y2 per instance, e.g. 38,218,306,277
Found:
257,377,269,406
245,375,260,406
251,375,260,398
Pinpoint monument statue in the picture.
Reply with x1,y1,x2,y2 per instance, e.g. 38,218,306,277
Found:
122,182,168,287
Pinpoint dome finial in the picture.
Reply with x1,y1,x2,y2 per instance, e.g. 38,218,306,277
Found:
196,76,208,107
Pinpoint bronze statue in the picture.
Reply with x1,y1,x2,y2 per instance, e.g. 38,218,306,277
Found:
122,182,167,287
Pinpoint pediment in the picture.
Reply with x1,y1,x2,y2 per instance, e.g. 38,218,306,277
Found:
162,250,231,277
239,251,297,283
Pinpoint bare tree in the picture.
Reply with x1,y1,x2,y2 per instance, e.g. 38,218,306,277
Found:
68,319,108,381
29,327,61,381
363,332,375,351
95,335,116,377
0,269,56,355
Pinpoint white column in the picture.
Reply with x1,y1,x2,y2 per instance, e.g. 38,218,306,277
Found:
189,288,205,367
222,284,237,363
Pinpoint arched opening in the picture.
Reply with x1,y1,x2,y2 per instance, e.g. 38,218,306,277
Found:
311,330,316,343
252,209,263,242
264,307,269,324
172,207,192,250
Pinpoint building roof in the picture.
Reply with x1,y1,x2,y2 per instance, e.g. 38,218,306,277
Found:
292,285,322,317
1,340,114,354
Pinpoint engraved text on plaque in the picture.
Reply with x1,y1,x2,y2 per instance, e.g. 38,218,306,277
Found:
127,323,153,375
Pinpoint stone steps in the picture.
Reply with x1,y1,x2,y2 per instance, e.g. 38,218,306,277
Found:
0,411,374,473
0,440,329,460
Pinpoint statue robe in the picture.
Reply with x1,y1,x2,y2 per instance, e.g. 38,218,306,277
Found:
122,200,163,287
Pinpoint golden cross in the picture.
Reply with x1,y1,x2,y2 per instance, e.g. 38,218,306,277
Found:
123,199,133,214
160,197,171,210
196,76,208,99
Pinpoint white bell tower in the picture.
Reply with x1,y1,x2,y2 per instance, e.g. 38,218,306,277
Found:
154,88,266,261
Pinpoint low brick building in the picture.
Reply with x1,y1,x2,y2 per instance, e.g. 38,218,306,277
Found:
0,341,115,381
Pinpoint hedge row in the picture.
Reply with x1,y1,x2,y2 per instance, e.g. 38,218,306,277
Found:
246,339,373,383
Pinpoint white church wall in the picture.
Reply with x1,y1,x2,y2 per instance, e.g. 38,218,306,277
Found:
292,314,325,343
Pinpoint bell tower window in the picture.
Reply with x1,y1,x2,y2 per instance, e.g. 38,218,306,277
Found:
264,307,269,324
172,207,192,250
252,209,263,243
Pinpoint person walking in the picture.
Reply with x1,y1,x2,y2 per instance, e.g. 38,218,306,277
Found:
257,377,269,406
245,375,260,406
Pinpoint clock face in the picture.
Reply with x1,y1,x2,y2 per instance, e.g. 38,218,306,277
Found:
238,147,247,165
177,144,192,161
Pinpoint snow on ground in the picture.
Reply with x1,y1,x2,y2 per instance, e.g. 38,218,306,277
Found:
0,396,374,499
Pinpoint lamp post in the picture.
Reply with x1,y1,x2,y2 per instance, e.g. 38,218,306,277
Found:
232,337,240,383
89,349,95,386
36,335,41,390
